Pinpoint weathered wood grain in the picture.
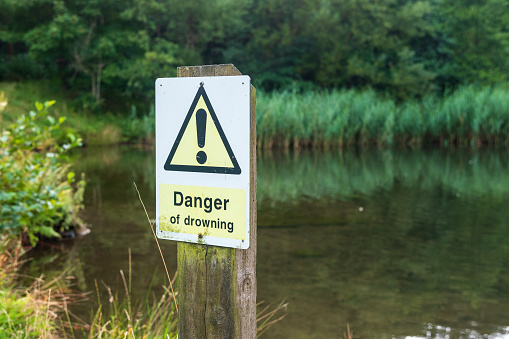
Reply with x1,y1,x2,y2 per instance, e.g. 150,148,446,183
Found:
176,64,257,339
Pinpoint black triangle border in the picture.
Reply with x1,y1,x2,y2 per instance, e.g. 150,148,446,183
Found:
164,86,241,174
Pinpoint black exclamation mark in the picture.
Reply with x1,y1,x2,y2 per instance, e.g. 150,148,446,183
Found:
196,108,207,164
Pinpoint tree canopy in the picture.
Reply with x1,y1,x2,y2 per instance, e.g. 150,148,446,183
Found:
0,0,507,106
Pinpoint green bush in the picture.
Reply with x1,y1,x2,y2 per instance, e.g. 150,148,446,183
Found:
0,98,85,245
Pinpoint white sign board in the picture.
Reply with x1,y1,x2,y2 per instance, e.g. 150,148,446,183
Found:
155,76,251,249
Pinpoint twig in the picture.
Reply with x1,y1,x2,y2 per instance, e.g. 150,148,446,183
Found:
46,288,52,334
344,323,353,339
133,182,178,313
256,299,288,337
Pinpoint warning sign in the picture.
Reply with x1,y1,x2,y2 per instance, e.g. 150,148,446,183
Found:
155,75,251,249
164,86,241,174
159,184,246,240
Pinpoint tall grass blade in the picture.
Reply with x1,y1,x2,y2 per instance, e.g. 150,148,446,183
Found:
133,182,178,313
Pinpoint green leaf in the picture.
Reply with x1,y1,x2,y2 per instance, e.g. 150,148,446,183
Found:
67,172,75,183
35,102,43,111
38,225,60,239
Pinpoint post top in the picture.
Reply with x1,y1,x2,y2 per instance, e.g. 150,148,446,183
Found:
177,64,242,77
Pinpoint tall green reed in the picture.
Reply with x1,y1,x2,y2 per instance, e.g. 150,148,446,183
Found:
257,85,509,148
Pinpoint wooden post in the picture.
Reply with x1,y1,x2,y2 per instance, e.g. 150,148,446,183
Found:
176,64,257,338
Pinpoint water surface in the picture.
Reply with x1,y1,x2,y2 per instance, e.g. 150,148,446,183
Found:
25,146,509,338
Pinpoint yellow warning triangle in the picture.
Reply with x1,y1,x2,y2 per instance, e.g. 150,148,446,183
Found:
164,86,241,174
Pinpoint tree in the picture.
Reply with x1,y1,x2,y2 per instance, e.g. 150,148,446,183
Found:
0,0,55,80
305,0,437,98
1,0,182,106
219,0,438,97
2,0,508,102
215,0,318,90
434,0,509,87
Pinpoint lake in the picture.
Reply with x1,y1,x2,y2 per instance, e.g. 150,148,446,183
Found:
24,146,509,338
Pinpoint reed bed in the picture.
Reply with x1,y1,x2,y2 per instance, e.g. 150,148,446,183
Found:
257,85,509,148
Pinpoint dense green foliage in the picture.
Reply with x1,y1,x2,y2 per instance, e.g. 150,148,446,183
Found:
1,0,508,106
0,80,156,145
257,85,509,148
0,98,85,245
0,0,507,146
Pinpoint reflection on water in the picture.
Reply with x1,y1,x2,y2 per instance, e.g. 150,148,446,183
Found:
24,146,509,338
257,149,509,339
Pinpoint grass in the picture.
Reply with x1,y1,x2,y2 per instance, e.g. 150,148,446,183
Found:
257,84,509,148
65,256,287,338
0,182,287,338
1,238,287,338
344,323,353,339
3,80,509,148
0,239,86,338
70,250,179,339
4,80,509,149
0,80,154,146
133,182,288,338
0,237,179,338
